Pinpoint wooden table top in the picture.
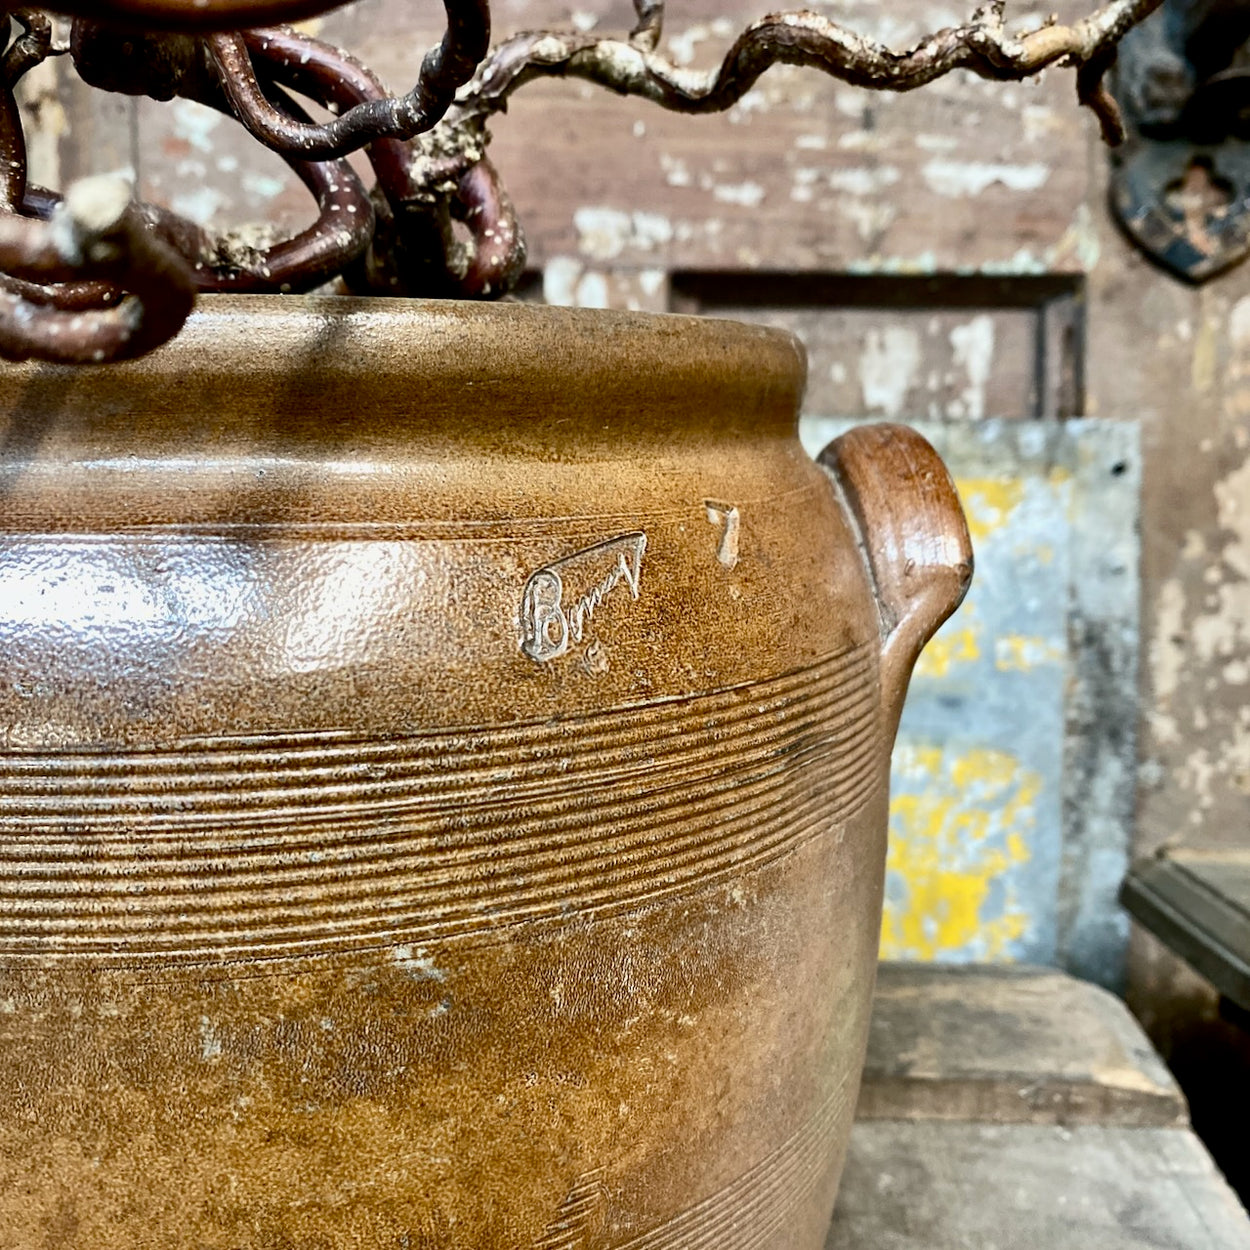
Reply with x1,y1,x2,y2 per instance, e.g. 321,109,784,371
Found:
827,964,1250,1249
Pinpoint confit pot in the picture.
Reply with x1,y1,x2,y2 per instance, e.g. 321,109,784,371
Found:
0,296,971,1249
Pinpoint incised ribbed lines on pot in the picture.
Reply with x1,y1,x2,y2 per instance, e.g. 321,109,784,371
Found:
537,1073,852,1250
0,646,882,963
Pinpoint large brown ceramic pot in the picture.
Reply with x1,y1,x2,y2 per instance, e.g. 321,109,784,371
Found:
0,297,970,1248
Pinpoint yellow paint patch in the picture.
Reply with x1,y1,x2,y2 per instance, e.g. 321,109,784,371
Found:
915,621,981,679
882,746,1038,962
993,634,1063,672
955,478,1023,544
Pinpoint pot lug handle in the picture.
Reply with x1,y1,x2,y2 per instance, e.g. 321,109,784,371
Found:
817,423,973,740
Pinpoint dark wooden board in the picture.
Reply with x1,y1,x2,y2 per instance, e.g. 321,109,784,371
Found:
1123,851,1250,1012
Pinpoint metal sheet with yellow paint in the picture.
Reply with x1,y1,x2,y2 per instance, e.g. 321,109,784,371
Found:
801,419,1140,986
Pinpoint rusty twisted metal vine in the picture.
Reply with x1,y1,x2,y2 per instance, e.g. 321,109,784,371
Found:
0,0,1166,363
460,0,1160,143
205,0,490,159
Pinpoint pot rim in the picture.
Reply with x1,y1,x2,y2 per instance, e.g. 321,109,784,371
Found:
0,292,810,451
156,291,808,381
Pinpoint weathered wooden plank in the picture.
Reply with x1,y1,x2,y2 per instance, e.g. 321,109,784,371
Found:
473,0,1095,273
859,964,1187,1127
827,1122,1250,1250
485,65,1092,273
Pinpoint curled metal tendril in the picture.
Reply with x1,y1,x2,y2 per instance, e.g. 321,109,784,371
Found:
0,177,196,363
206,0,490,160
465,0,1164,140
0,0,1165,363
4,10,60,85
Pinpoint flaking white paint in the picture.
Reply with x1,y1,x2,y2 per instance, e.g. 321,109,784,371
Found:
659,154,692,187
665,18,735,67
712,181,766,207
1231,295,1250,347
847,251,939,276
637,269,667,298
172,98,224,153
1022,105,1062,143
1148,578,1186,745
922,159,1050,198
860,326,921,418
1150,447,1250,810
241,171,285,200
839,199,896,243
170,186,229,226
950,315,996,420
825,167,901,196
542,257,608,308
573,207,673,261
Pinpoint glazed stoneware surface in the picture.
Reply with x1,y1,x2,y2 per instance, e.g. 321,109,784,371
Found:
0,297,970,1248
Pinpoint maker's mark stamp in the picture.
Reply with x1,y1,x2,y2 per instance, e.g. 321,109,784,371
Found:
520,532,646,663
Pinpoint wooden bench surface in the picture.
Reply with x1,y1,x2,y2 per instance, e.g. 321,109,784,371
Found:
828,965,1250,1249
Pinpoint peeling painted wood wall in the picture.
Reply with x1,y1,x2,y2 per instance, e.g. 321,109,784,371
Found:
34,1,1250,1018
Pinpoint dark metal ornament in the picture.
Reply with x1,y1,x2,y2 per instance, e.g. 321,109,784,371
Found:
1110,0,1250,282
1112,138,1250,282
